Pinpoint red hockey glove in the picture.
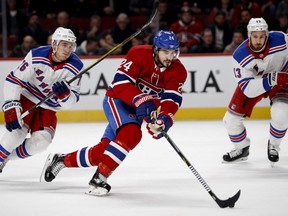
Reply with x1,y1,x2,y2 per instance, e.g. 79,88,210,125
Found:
132,94,157,122
269,72,288,88
52,81,71,101
146,112,174,139
2,100,23,132
276,72,288,88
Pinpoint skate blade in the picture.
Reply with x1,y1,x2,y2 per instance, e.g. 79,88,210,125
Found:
270,162,276,168
222,156,248,164
85,185,109,196
39,153,54,182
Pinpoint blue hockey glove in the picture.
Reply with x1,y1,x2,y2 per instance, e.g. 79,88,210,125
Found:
146,112,174,139
52,81,71,101
2,100,23,132
132,94,157,122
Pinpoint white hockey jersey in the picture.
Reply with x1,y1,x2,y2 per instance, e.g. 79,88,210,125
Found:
4,46,84,111
232,31,288,98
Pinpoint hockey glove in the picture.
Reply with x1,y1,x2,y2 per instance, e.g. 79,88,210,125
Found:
146,112,174,139
132,94,157,122
52,81,71,102
2,100,23,132
269,71,288,88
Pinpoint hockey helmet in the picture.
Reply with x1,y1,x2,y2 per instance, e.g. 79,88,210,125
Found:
154,31,179,50
247,18,268,38
52,27,77,51
153,30,180,58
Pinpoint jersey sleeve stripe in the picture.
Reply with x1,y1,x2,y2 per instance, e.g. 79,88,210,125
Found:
269,44,286,54
32,57,50,66
161,98,180,107
161,91,182,107
262,77,271,91
240,54,254,67
238,78,252,92
6,73,25,87
115,71,136,83
63,65,78,76
71,89,80,102
63,63,80,76
280,61,288,72
164,89,182,97
111,80,131,88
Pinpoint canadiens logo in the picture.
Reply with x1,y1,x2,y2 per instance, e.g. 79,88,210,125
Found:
136,78,163,95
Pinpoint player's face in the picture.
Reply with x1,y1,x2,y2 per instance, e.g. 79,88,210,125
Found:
52,41,74,62
249,31,267,51
157,49,177,68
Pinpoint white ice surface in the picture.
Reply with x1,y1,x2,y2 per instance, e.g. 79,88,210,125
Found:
1,120,288,215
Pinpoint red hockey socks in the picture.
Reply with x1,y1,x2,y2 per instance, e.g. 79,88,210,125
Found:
98,123,142,177
63,138,110,167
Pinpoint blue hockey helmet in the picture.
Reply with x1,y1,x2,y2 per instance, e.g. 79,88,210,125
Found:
153,30,179,51
153,31,180,59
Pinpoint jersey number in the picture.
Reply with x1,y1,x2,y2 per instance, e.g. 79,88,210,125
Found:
233,68,241,78
120,59,133,72
19,60,29,72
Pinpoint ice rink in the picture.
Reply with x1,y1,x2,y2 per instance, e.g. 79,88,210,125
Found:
1,120,288,215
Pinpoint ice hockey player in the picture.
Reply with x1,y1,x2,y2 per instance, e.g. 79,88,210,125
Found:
41,30,187,196
222,17,288,165
0,27,83,173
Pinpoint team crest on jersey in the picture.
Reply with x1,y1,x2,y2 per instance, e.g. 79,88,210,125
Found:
136,78,163,95
253,64,264,76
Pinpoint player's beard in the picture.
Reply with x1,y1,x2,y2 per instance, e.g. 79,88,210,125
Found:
161,59,172,68
249,37,267,53
251,43,264,51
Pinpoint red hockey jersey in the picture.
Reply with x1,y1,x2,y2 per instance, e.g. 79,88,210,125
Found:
106,45,187,115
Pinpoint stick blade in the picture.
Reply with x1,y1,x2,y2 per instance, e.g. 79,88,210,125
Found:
210,190,241,208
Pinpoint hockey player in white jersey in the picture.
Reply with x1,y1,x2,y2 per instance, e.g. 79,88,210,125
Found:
222,18,288,165
0,27,83,173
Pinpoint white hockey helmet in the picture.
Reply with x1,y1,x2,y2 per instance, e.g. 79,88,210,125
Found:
247,18,268,38
52,27,77,51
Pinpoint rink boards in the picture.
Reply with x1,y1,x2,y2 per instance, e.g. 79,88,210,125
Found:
0,54,270,122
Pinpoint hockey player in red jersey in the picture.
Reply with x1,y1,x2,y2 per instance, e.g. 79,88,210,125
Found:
0,27,83,173
222,18,288,165
41,30,187,196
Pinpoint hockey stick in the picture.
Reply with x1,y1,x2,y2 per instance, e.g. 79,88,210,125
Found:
20,1,159,119
162,131,241,208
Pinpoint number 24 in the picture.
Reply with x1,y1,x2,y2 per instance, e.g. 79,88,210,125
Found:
120,59,133,72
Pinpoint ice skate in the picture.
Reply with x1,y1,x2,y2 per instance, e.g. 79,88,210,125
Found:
267,141,279,167
223,146,250,162
85,170,111,196
0,160,8,173
40,153,65,182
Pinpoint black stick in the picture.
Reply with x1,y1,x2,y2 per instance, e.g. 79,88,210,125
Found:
21,1,159,119
162,131,241,208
